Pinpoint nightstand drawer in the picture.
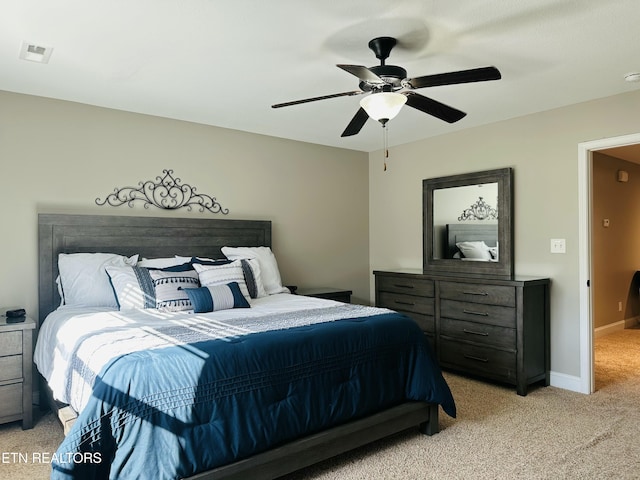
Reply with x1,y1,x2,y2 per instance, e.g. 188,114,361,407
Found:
0,383,22,418
440,299,516,328
0,331,22,356
377,276,434,297
378,291,434,316
440,338,516,383
0,355,22,382
440,318,515,349
439,281,515,307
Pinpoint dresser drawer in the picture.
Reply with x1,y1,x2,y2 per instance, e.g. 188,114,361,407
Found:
377,276,434,297
439,281,515,307
440,317,515,349
440,299,516,328
440,338,516,383
0,331,22,356
378,291,434,316
0,355,22,382
402,312,435,334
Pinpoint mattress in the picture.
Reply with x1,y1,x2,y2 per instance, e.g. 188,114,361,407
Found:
36,294,455,479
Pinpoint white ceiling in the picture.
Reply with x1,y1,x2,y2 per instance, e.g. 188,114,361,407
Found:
2,0,640,153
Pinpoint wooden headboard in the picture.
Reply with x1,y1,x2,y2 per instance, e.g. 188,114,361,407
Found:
445,223,498,259
38,214,271,324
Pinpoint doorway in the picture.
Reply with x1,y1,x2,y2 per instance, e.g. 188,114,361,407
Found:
578,132,640,394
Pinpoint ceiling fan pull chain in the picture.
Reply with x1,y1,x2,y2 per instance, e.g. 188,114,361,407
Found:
383,123,388,171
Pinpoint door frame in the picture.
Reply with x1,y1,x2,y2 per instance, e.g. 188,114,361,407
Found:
578,132,640,394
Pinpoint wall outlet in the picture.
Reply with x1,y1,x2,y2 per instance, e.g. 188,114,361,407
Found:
618,301,623,312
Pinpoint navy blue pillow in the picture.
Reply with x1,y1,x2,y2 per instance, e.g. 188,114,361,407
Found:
180,282,250,313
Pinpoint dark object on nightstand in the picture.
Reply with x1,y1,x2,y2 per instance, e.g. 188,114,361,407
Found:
6,308,26,318
0,309,36,429
6,308,26,323
297,287,352,304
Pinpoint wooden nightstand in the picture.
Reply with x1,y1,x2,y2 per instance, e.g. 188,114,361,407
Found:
297,287,352,304
0,309,36,429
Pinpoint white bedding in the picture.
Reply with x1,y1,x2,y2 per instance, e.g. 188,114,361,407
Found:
34,294,383,413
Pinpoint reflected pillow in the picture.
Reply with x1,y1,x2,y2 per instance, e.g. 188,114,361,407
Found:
456,241,493,261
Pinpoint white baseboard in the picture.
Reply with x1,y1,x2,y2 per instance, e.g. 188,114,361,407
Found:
550,371,587,394
594,320,625,339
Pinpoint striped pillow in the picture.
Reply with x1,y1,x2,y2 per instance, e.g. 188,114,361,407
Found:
181,282,250,313
106,266,199,311
193,260,251,300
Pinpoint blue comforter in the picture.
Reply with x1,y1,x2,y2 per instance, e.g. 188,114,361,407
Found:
50,307,455,480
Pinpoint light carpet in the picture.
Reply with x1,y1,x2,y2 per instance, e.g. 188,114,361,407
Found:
1,329,638,479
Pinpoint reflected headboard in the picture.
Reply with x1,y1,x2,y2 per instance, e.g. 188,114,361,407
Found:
38,214,271,325
445,223,498,259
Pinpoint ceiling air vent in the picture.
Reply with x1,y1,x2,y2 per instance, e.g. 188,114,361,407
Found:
19,42,53,64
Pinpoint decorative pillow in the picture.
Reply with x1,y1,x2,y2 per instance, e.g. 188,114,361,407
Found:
180,282,250,313
58,253,139,308
106,266,199,311
456,241,493,260
193,260,251,300
221,246,289,295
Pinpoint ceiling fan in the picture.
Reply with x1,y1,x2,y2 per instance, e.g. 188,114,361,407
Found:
272,36,501,137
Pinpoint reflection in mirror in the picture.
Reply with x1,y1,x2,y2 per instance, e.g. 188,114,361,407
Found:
433,183,498,260
423,168,513,278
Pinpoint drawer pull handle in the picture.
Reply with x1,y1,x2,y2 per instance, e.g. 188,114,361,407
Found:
463,291,488,296
394,284,414,289
395,300,415,306
463,328,489,337
464,354,488,363
463,309,489,317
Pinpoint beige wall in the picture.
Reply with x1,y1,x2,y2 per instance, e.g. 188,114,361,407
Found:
592,153,640,328
0,90,370,318
369,88,640,383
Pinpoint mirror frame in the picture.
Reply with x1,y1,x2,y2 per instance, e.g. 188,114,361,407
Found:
423,167,513,278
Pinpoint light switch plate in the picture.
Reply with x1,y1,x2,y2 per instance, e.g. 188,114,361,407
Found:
550,238,566,254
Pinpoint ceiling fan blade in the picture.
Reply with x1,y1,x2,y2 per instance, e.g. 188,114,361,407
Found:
341,107,370,137
406,66,501,89
272,90,364,108
403,92,466,123
337,64,384,84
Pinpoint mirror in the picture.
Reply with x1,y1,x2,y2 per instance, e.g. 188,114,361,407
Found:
423,168,513,277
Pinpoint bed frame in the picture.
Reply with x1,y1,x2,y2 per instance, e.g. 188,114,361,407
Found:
37,213,439,480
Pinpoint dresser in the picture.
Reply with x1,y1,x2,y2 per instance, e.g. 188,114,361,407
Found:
0,312,36,429
374,270,550,396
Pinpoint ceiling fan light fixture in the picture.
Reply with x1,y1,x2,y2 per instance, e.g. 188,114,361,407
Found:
360,92,407,123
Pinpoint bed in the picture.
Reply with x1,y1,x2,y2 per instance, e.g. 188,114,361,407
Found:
35,213,456,480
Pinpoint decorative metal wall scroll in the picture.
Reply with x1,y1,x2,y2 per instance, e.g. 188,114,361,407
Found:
96,169,229,214
457,196,498,221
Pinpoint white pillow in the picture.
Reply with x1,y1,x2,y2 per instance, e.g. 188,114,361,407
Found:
456,241,492,261
58,253,138,308
193,260,251,300
221,246,289,295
